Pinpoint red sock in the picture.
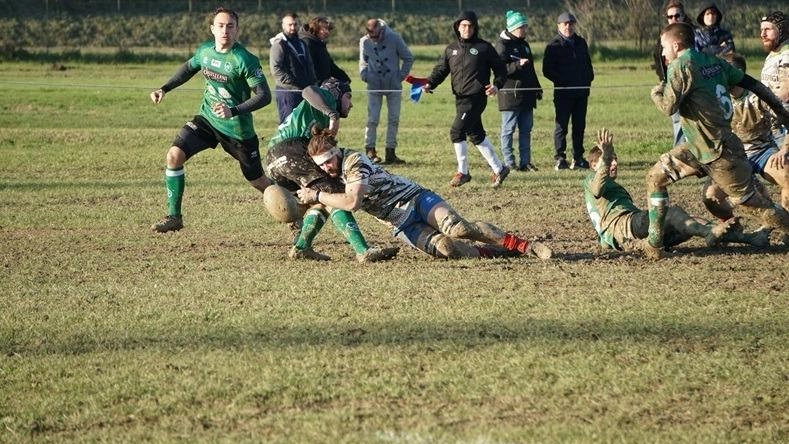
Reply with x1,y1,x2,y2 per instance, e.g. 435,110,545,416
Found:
503,233,530,253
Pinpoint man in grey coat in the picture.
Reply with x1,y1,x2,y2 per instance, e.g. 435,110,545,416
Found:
359,18,414,164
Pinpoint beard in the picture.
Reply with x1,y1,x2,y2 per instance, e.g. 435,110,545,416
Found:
762,38,778,53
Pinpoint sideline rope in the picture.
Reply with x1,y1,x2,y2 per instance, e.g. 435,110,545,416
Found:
0,80,658,93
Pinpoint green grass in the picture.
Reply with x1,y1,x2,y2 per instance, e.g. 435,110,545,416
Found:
0,53,787,443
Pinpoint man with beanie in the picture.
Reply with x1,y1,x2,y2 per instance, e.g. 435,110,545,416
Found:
495,10,542,172
694,3,734,57
543,12,594,171
423,10,510,188
360,18,414,165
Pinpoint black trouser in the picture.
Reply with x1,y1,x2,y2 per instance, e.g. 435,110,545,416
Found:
450,93,487,145
552,92,589,161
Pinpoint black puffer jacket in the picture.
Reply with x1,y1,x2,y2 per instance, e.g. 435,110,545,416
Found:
494,30,542,111
426,10,506,97
694,2,734,56
299,25,351,85
542,32,594,97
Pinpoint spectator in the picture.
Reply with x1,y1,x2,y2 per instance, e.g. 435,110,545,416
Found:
543,12,594,170
694,2,735,57
359,18,414,164
494,10,542,172
423,10,510,188
270,12,316,123
300,16,351,85
652,0,694,147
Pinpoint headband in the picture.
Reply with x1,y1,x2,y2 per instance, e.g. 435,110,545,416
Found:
311,147,340,165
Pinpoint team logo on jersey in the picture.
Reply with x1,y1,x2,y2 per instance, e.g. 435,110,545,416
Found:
469,48,478,55
224,62,232,71
202,68,228,83
211,59,221,68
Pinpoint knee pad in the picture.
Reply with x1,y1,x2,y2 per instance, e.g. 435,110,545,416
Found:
428,234,479,259
439,211,477,239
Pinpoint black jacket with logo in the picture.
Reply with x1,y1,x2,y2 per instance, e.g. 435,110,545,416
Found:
427,10,506,97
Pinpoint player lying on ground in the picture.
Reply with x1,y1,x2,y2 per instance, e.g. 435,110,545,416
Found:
583,128,769,252
295,130,552,259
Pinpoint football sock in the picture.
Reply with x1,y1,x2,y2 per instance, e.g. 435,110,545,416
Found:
503,232,530,253
453,141,469,174
476,137,504,172
647,191,669,247
165,166,185,216
330,209,369,254
295,208,326,250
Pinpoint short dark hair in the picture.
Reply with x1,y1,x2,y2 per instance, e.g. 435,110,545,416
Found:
663,0,685,13
588,146,602,166
662,22,694,49
212,7,239,26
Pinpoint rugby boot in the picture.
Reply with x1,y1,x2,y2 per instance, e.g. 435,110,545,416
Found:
289,245,331,261
151,215,183,233
357,246,399,263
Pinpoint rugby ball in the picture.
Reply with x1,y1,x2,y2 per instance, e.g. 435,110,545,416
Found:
263,185,303,223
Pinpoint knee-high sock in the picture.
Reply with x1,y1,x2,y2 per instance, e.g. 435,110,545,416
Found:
330,209,369,254
295,208,327,250
453,141,469,174
647,191,669,247
165,166,185,216
475,137,504,173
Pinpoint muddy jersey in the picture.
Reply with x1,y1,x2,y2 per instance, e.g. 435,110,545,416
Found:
761,42,789,109
652,49,744,163
339,148,423,224
583,169,640,250
268,88,336,147
190,41,266,140
731,90,776,156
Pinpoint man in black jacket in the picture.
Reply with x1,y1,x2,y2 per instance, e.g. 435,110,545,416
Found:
424,10,510,188
495,10,542,172
269,13,316,123
543,12,594,170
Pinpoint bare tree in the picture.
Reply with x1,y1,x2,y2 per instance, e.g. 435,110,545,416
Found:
625,0,660,50
563,0,612,48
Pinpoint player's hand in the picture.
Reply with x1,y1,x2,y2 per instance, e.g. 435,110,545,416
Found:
150,89,165,104
296,187,318,205
769,144,788,170
485,84,498,96
651,82,665,96
422,83,432,94
598,128,614,160
212,102,232,118
328,115,340,135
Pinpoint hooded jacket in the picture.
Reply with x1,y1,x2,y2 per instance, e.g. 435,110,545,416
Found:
426,10,506,97
494,29,542,111
269,31,316,89
299,25,351,85
694,2,734,56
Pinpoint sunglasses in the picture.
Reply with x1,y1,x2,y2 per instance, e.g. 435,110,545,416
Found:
666,13,684,20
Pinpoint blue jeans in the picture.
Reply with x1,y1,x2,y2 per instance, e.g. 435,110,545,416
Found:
500,108,534,169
